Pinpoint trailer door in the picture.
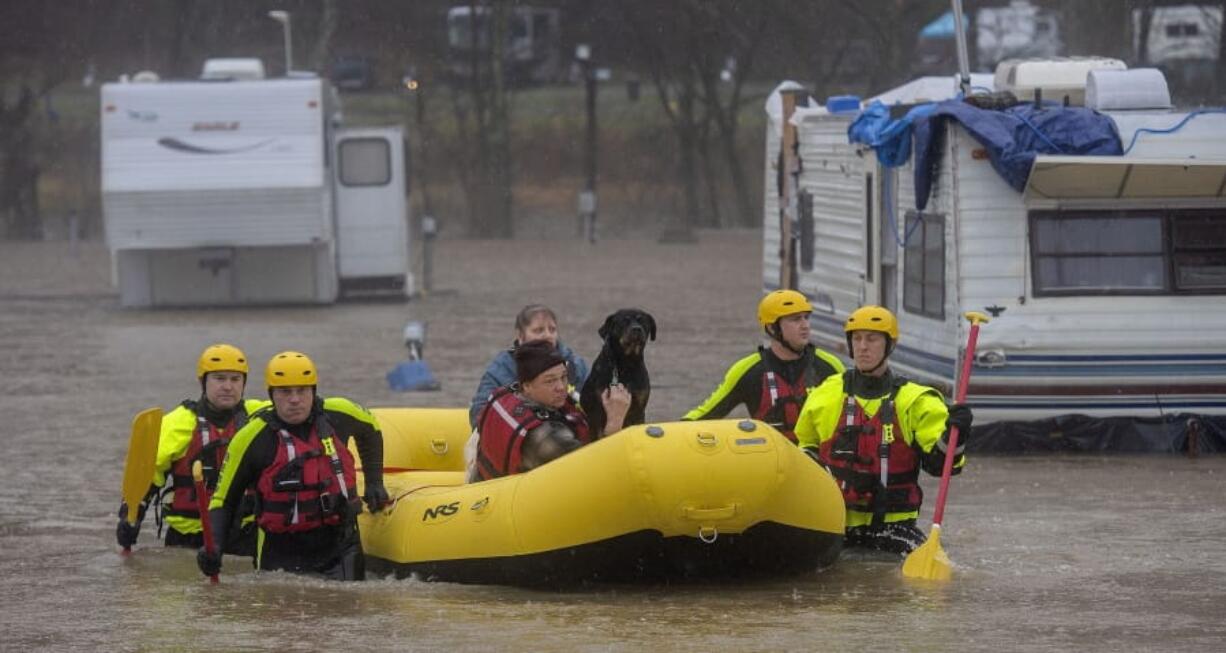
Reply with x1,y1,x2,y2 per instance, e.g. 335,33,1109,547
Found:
865,168,900,313
334,126,412,295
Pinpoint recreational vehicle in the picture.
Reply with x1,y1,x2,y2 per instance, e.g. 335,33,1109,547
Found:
1133,4,1222,92
101,61,413,307
445,4,565,85
914,0,1062,75
764,61,1226,441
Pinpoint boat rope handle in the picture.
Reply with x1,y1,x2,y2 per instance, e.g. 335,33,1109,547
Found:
698,526,719,544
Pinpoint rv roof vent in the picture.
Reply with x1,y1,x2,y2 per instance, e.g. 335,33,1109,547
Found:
1086,68,1172,111
994,56,1126,106
200,58,266,81
131,70,160,83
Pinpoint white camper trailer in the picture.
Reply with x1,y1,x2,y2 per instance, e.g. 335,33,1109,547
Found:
764,63,1226,428
101,70,412,307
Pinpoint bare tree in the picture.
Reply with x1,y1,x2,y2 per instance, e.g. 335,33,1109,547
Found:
0,1,130,239
450,0,516,238
1217,0,1226,100
310,0,340,73
838,0,949,92
613,1,708,241
690,1,772,228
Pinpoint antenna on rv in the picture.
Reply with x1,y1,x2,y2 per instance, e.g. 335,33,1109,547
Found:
951,0,972,96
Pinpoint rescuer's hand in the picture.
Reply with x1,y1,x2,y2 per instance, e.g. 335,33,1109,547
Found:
196,547,222,577
363,483,391,514
115,501,146,549
944,403,974,444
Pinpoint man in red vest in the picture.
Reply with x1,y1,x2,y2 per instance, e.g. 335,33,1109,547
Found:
472,339,630,481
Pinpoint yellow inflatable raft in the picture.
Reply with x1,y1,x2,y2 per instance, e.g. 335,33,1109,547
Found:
357,409,845,586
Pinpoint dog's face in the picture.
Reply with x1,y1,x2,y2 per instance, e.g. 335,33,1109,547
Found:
598,309,657,358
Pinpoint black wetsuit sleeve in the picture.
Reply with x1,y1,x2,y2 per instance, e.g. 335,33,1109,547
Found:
683,356,764,421
325,404,385,488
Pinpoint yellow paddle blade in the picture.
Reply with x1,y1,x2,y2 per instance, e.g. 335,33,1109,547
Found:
902,524,953,581
121,407,163,524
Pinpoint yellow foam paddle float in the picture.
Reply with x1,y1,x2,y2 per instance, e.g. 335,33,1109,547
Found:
902,311,989,581
121,407,163,526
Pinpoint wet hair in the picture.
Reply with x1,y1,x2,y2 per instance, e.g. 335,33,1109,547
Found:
515,304,558,335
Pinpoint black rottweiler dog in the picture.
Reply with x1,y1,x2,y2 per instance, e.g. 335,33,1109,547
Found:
580,308,657,437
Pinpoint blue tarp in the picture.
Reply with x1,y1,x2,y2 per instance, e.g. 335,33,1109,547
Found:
918,11,967,39
849,99,1123,211
848,101,937,168
913,101,1122,210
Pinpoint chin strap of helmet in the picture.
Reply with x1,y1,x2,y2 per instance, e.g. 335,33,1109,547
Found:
847,336,894,375
767,322,807,356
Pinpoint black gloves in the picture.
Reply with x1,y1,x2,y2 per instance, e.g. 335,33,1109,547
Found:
115,500,148,549
196,547,222,577
363,482,391,514
944,403,974,444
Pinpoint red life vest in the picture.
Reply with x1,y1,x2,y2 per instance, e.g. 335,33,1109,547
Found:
255,422,360,534
818,381,922,526
475,386,591,480
166,403,246,520
755,348,819,444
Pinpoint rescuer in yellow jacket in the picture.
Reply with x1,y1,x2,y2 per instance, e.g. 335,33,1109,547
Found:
795,306,973,555
115,344,267,554
683,290,844,443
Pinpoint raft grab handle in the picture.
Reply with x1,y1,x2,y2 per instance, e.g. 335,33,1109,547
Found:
430,438,449,455
683,504,739,521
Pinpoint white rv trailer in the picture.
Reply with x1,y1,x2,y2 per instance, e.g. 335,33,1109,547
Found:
1134,4,1222,68
101,72,412,307
764,63,1226,424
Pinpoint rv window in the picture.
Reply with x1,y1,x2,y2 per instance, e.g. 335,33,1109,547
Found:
339,138,392,187
903,211,945,320
798,190,815,272
1166,23,1199,37
1030,210,1226,295
1172,213,1226,291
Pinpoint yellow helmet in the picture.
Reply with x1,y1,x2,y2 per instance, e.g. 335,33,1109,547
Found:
757,290,813,327
265,351,318,388
844,305,900,341
196,344,249,379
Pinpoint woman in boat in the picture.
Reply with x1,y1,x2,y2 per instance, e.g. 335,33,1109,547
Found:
468,304,590,428
794,305,973,555
470,339,628,482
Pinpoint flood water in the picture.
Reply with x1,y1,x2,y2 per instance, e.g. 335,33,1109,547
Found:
2,232,1223,652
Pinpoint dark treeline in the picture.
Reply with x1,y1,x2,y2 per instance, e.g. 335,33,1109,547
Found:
2,0,1223,240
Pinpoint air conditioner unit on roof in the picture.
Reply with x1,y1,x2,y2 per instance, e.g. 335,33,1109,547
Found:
994,56,1127,106
200,58,266,81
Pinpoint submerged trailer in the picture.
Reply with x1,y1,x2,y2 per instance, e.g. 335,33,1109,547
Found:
101,69,412,307
764,61,1226,449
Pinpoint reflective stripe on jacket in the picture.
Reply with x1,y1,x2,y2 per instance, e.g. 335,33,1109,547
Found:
796,371,961,527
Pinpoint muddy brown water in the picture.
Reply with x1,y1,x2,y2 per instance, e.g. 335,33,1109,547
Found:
1,233,1223,652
